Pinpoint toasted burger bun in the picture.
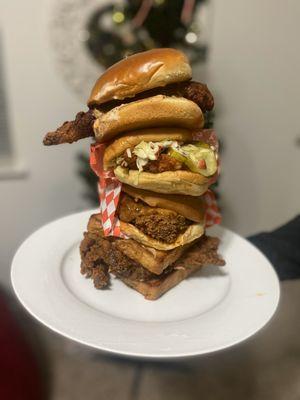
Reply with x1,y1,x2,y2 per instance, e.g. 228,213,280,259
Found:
88,48,191,107
120,220,204,251
93,95,204,143
122,185,205,223
103,127,194,170
121,262,202,300
115,166,210,196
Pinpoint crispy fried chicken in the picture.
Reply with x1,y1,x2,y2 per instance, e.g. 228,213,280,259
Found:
118,194,191,243
122,152,183,173
43,110,94,146
80,228,225,289
43,81,214,146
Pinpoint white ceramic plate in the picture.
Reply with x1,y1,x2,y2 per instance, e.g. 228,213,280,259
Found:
11,210,280,359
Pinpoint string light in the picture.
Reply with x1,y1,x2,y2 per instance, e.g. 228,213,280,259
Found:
112,11,125,24
185,31,197,44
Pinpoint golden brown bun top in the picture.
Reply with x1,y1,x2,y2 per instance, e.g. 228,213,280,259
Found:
122,185,205,223
103,127,194,169
88,48,192,106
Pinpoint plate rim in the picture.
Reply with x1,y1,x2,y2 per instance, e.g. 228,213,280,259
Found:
11,210,280,359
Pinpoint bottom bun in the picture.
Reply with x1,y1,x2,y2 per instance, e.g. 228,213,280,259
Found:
114,166,210,196
120,262,202,300
120,220,204,250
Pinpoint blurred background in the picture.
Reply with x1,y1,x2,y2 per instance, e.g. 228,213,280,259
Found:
0,0,299,399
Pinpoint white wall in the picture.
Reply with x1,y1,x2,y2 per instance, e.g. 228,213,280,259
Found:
203,0,300,235
0,1,91,288
1,0,300,288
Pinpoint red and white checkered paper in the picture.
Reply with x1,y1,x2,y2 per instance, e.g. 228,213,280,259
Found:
90,143,221,237
90,143,126,237
203,189,221,227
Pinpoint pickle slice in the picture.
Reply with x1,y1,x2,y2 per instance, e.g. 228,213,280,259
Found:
194,141,210,149
184,146,217,176
168,148,187,163
169,143,217,177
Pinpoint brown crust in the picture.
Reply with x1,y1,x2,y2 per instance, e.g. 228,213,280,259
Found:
87,214,189,274
119,220,204,250
88,48,191,106
95,81,214,114
43,110,94,146
121,263,200,300
122,185,205,223
103,128,194,170
83,214,225,299
120,237,225,300
93,95,204,143
115,239,189,275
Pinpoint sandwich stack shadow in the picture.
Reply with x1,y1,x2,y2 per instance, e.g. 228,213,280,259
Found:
44,48,225,300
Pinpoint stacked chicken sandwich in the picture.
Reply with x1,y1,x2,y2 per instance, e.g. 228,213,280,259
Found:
44,48,225,300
